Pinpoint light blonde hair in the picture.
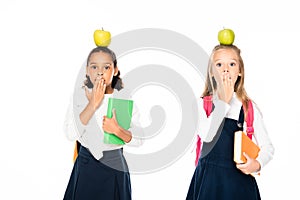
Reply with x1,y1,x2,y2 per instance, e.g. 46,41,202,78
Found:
202,45,251,111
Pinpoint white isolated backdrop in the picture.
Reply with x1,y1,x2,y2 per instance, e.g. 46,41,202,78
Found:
0,0,299,199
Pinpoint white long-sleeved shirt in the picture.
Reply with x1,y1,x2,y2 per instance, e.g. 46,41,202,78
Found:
197,93,274,169
63,87,143,160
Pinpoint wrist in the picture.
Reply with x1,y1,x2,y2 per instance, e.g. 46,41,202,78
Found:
254,160,261,172
87,101,97,112
114,125,122,137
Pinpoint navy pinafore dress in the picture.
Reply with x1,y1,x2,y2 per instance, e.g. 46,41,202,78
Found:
186,107,261,200
63,146,131,200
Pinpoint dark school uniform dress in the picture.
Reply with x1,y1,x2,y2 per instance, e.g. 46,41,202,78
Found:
186,107,261,200
63,145,131,200
63,88,139,200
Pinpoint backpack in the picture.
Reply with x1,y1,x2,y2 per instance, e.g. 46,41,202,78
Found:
195,95,254,166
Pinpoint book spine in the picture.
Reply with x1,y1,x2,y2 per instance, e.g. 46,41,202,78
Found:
107,98,113,118
234,131,243,163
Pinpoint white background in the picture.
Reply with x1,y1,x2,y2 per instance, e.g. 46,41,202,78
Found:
0,0,299,199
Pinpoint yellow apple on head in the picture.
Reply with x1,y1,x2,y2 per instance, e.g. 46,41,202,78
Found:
93,28,111,47
218,28,235,45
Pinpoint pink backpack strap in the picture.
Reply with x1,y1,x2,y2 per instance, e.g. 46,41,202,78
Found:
195,135,201,166
243,100,254,139
195,95,213,166
203,95,213,118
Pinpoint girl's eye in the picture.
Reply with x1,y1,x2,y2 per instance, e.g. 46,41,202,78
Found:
216,63,222,67
230,62,236,67
90,65,97,70
104,65,110,70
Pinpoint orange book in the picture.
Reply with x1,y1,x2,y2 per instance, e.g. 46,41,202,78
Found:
234,131,260,164
73,142,78,163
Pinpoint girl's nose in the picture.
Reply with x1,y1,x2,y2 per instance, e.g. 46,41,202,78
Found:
97,72,103,76
223,65,229,73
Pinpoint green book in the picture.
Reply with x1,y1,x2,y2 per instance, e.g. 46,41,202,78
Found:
104,98,134,144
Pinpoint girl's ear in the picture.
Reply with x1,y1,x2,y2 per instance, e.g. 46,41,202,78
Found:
114,66,119,76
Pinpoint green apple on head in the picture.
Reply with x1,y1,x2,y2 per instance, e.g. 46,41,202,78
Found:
218,28,235,45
